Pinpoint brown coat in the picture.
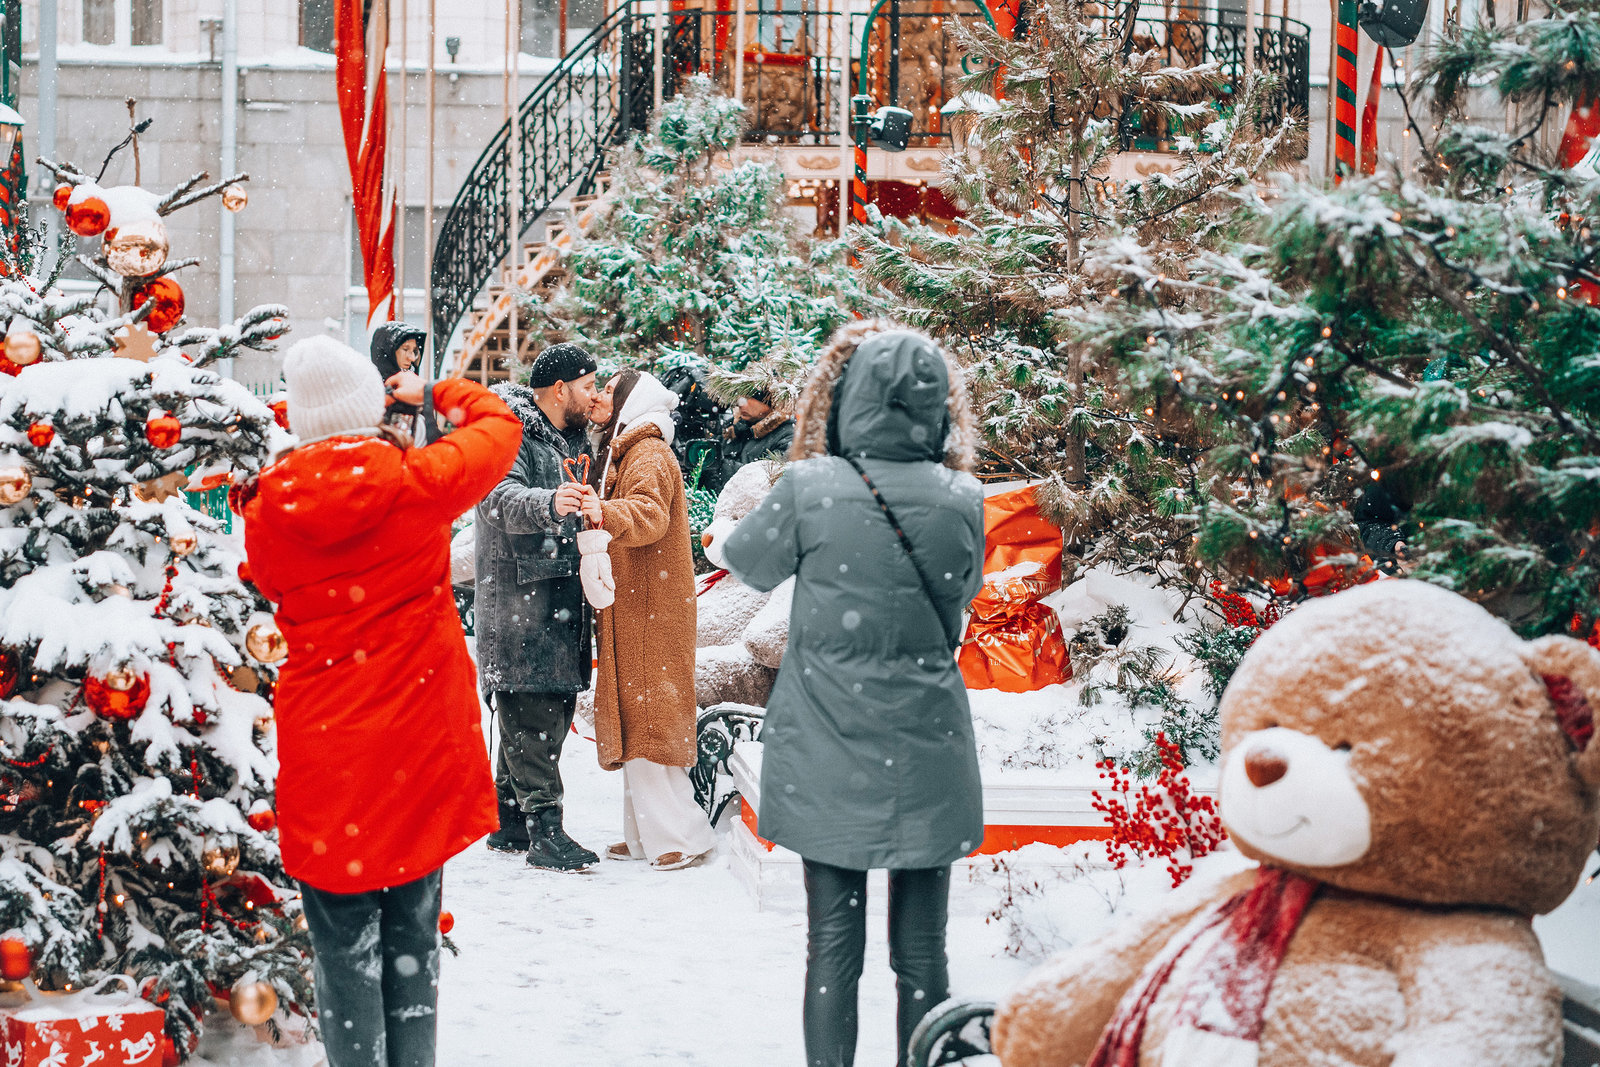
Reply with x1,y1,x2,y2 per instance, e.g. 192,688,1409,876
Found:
592,422,698,771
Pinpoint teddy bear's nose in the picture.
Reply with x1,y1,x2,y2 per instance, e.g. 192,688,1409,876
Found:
1244,746,1289,787
700,532,714,549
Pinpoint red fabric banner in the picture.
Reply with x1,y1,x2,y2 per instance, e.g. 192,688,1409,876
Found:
336,0,397,328
1360,46,1384,176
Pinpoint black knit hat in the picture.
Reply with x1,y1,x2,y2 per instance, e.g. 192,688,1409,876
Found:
527,342,597,388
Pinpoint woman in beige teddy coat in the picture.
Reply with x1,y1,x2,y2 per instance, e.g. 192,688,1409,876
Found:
993,579,1600,1067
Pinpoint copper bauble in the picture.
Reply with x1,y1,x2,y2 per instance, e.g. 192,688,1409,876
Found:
66,197,110,237
51,184,72,212
203,838,241,878
84,668,150,720
4,329,41,367
222,184,249,213
245,622,288,664
145,414,182,449
169,531,198,556
0,466,30,505
25,422,53,448
104,218,169,278
0,649,19,700
229,979,278,1025
0,938,31,981
131,277,185,334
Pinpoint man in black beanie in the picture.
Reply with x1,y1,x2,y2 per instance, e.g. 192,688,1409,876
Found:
474,342,602,871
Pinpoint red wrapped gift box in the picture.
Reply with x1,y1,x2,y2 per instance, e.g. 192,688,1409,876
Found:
3,977,165,1067
958,485,1070,693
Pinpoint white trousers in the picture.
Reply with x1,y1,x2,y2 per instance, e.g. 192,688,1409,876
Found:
621,759,718,861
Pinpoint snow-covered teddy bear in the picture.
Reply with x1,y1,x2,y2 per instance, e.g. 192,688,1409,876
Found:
993,579,1600,1067
695,460,791,707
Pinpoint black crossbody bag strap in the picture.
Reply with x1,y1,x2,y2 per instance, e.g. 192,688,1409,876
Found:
843,456,960,651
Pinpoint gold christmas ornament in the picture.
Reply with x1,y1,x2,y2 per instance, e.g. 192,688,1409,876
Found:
202,836,241,877
228,979,277,1025
169,530,198,556
103,665,139,692
229,664,261,693
132,470,185,503
222,184,249,213
0,466,30,505
3,329,41,367
103,218,169,277
245,622,288,664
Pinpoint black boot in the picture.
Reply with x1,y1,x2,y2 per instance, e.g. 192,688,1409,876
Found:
525,809,598,871
486,799,531,853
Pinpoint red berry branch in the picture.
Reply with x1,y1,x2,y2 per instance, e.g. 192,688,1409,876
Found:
1092,733,1226,888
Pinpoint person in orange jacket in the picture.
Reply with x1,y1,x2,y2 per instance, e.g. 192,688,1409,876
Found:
238,336,521,1067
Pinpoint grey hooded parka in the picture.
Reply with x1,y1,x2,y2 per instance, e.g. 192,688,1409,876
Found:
723,325,987,871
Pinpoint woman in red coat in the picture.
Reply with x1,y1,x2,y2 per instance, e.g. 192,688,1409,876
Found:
239,335,520,1067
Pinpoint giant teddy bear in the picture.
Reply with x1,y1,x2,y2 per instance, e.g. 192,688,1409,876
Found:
694,460,791,708
993,579,1600,1067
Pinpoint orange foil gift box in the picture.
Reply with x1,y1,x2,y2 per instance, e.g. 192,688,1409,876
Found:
959,485,1070,693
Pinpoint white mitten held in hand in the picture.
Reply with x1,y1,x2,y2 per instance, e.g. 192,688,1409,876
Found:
577,528,616,609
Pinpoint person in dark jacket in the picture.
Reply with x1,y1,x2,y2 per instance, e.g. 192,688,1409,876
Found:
370,321,442,443
721,386,795,482
723,320,986,1067
475,342,602,871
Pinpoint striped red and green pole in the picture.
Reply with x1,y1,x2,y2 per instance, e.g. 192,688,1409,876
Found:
1334,0,1359,181
849,94,872,229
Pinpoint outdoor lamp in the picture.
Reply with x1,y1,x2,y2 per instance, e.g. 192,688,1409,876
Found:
0,105,25,167
1358,0,1428,46
869,107,914,152
940,91,997,160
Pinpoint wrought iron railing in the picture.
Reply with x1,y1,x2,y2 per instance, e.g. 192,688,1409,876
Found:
429,2,1312,352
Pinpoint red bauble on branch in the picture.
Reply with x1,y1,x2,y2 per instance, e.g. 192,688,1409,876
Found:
145,414,183,449
438,911,455,935
66,197,111,237
84,667,151,721
25,421,54,448
246,807,276,832
132,277,185,334
51,184,72,212
0,937,32,981
0,648,19,699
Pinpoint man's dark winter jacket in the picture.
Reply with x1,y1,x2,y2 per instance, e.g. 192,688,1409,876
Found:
722,413,794,482
474,384,592,694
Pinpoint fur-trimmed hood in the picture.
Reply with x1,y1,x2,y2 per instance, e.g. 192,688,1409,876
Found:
789,318,976,471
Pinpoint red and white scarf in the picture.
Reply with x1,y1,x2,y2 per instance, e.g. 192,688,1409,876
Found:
1088,867,1320,1067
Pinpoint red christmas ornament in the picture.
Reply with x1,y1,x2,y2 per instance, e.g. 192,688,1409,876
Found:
65,196,111,237
268,399,290,431
0,356,18,376
84,668,151,721
145,414,182,449
247,807,277,832
438,911,455,935
0,938,31,981
51,184,72,212
194,471,231,491
0,649,18,699
25,421,54,448
132,277,185,333
237,561,253,585
161,1035,180,1067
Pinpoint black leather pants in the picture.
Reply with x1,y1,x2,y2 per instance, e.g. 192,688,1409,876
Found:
802,859,951,1067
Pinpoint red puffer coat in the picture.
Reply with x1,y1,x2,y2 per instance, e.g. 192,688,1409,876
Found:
240,379,521,893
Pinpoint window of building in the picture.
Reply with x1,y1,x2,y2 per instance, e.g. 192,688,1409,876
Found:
82,0,164,46
302,0,336,53
521,0,605,57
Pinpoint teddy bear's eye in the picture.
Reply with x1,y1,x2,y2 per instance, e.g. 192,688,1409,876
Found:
1333,742,1352,753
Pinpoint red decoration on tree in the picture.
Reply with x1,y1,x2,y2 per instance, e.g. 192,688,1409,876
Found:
246,807,277,832
161,1034,181,1067
193,471,231,491
145,414,183,449
25,421,53,448
0,937,31,980
237,561,253,585
51,183,72,212
84,669,151,721
1091,734,1226,888
438,911,455,934
268,399,289,431
65,196,111,237
132,277,186,333
0,649,18,699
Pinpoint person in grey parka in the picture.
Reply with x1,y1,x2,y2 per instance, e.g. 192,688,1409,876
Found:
723,320,986,1067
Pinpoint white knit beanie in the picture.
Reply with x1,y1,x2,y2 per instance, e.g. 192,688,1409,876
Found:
283,335,387,444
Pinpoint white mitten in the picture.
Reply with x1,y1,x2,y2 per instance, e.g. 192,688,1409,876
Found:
577,528,616,609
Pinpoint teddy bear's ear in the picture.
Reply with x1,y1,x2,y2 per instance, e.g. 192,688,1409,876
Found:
1523,635,1600,787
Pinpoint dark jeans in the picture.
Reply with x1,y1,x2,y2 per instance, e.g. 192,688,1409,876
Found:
493,691,576,815
300,870,442,1067
802,859,951,1067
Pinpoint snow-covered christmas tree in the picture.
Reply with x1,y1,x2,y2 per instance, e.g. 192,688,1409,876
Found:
0,155,311,1062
